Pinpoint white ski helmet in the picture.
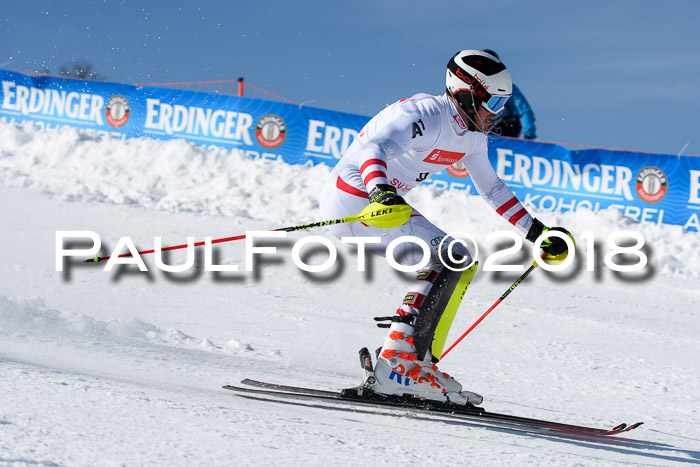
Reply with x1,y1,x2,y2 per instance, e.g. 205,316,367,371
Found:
446,50,512,115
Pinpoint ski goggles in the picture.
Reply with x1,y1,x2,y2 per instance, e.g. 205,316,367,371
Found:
483,95,510,114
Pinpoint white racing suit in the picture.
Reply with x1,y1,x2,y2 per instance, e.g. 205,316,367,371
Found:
319,93,535,402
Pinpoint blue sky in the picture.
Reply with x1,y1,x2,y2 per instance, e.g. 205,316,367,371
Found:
2,0,699,155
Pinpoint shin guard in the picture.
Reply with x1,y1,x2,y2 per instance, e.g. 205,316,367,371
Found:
413,262,478,362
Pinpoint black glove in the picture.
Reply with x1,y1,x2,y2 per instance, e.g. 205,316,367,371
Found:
368,184,407,206
526,218,575,257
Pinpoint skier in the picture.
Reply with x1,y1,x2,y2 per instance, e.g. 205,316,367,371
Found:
319,50,573,406
482,49,537,140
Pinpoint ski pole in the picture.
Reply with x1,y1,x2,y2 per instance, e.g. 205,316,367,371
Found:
440,254,546,360
85,202,411,263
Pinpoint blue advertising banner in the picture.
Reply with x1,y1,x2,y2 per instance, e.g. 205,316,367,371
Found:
425,138,700,232
0,69,369,165
2,69,700,231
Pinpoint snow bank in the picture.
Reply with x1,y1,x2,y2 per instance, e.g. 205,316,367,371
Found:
0,121,327,224
0,294,254,355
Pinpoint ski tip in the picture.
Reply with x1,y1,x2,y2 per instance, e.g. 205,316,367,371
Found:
611,423,627,431
610,421,644,434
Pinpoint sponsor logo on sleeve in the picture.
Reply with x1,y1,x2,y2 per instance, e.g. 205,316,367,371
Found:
452,114,467,131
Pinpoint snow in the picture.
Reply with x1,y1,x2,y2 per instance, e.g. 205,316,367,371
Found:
1,121,699,466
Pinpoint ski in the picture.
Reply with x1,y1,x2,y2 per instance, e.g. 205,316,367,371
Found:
223,379,643,438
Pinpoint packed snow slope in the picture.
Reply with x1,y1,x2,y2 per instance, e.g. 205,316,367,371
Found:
1,121,699,466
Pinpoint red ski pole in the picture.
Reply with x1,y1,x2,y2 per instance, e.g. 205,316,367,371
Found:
440,254,546,360
84,202,411,263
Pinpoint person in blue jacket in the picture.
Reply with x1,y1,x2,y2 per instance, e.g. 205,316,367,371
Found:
483,49,537,140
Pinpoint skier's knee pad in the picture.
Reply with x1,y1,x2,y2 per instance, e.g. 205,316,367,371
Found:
412,258,478,362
